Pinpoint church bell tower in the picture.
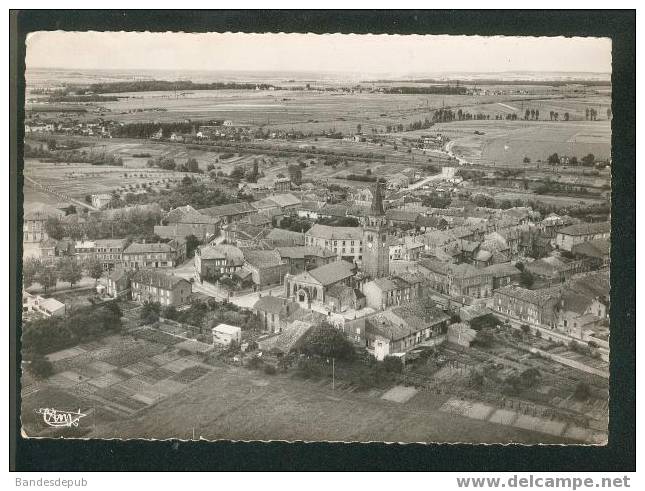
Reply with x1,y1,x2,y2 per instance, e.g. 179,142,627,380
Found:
362,180,389,279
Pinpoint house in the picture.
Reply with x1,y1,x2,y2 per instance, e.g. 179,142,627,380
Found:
263,228,305,247
39,238,58,260
556,289,607,339
385,209,420,228
212,323,242,346
276,246,337,274
91,193,112,209
257,320,314,354
106,268,131,298
123,242,178,269
23,203,65,244
199,202,256,224
555,221,610,252
194,244,245,281
525,256,585,284
273,177,291,192
483,263,521,289
325,284,366,312
23,291,66,318
305,224,363,263
284,260,356,308
571,238,610,269
365,300,450,360
491,285,562,328
130,269,191,306
351,187,373,207
418,258,494,301
242,249,288,287
224,222,271,247
266,193,302,211
74,240,96,262
362,274,425,310
94,238,128,271
253,295,300,333
158,205,219,240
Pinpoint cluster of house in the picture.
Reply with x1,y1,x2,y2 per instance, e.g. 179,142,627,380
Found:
23,165,611,365
25,119,116,138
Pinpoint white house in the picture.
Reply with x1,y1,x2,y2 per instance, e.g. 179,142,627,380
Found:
212,323,242,346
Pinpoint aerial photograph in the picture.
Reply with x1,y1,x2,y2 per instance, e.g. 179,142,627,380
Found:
20,32,611,444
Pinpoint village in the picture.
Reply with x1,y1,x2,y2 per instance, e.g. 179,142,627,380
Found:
20,66,612,444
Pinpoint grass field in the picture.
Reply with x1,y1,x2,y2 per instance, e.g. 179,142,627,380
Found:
427,120,611,167
86,356,573,443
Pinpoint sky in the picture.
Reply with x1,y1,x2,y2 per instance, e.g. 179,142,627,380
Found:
26,32,612,76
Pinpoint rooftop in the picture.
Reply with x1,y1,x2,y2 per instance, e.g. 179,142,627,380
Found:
124,242,175,254
308,260,355,286
131,269,189,290
558,221,610,236
306,224,362,241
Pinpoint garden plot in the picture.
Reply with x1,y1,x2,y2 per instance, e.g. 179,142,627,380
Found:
87,371,125,389
164,357,204,374
381,385,418,404
46,346,86,363
171,365,212,384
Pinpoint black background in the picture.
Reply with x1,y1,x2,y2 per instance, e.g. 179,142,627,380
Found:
10,10,636,472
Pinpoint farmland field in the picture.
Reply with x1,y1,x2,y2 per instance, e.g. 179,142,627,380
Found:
427,120,611,167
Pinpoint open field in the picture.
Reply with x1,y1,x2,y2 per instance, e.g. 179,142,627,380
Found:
21,328,216,438
22,326,584,443
23,158,197,204
428,120,611,167
85,352,574,443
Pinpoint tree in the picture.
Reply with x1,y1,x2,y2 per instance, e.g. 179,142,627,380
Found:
547,153,560,165
523,156,531,164
84,194,92,204
474,328,495,348
44,217,65,241
564,112,570,121
185,234,200,258
574,381,591,401
299,323,355,361
519,270,534,288
585,108,590,120
524,109,530,120
29,357,54,379
581,153,595,167
186,157,200,173
58,257,83,288
535,109,539,120
85,257,104,284
356,123,362,134
36,264,58,292
23,257,42,288
140,301,161,325
383,355,403,373
569,156,578,166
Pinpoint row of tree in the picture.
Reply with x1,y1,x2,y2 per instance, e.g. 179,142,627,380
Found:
23,256,104,291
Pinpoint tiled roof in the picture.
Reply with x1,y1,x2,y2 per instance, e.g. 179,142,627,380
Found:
253,295,289,314
571,238,610,258
124,242,175,254
198,244,244,264
199,201,256,218
385,209,420,223
308,260,355,286
267,193,301,208
483,263,520,277
306,224,362,241
264,228,305,245
558,221,610,236
560,290,593,315
243,249,284,269
131,269,189,289
494,285,562,305
276,246,335,259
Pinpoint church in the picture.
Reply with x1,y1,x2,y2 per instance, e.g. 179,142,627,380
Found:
361,179,390,280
